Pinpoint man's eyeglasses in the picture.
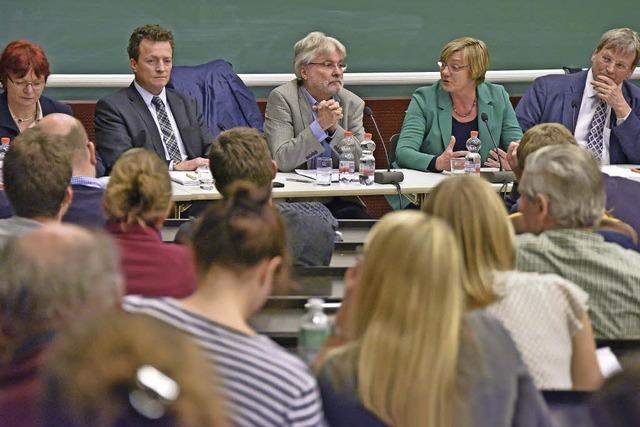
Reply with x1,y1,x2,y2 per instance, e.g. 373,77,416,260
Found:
307,62,348,72
8,76,44,89
597,54,632,72
437,61,470,73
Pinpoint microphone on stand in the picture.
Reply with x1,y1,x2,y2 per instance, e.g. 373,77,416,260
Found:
363,106,404,184
480,112,515,184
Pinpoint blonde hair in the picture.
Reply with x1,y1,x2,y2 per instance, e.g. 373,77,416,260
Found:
440,37,489,83
104,148,172,227
343,211,466,427
423,176,514,308
293,31,346,79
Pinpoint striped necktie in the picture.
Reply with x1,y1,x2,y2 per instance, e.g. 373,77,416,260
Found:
586,100,607,160
151,96,182,163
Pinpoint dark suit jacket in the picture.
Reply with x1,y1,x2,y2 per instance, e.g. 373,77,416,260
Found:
0,92,72,140
0,185,106,228
515,70,640,164
94,83,213,174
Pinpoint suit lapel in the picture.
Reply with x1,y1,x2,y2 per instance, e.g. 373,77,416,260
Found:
126,84,165,158
0,92,19,135
436,83,452,151
297,84,313,131
476,83,495,154
563,71,587,133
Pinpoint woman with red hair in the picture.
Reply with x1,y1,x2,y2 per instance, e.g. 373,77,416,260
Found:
0,40,72,139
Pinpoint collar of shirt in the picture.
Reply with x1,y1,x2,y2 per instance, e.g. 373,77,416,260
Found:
584,68,597,100
134,81,168,109
70,175,104,189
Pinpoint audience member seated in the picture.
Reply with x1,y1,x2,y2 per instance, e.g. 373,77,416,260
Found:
0,40,72,140
516,144,640,338
317,211,552,427
95,24,212,174
204,127,336,266
516,28,640,164
508,123,637,250
264,31,368,219
104,148,196,298
41,310,227,427
38,113,106,227
0,128,72,249
124,184,325,427
423,176,602,390
0,224,123,427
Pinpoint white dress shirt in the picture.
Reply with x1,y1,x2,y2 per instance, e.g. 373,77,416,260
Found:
134,81,188,168
575,69,629,165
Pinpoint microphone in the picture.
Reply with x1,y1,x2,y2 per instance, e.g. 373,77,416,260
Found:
480,113,502,171
480,112,515,184
363,106,404,184
570,100,578,133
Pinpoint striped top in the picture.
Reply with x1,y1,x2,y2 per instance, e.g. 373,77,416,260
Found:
123,296,325,427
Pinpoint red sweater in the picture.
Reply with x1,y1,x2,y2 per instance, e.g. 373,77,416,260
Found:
106,221,197,298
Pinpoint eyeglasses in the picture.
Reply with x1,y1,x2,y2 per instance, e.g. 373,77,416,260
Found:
437,61,469,73
8,76,44,90
307,62,348,72
597,54,632,72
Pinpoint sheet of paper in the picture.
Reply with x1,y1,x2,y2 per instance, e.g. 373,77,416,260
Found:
596,347,622,378
169,171,200,186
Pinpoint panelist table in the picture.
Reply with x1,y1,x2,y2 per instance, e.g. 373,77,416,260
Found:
171,169,506,217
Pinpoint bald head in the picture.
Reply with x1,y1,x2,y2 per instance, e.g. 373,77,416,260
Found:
0,223,122,352
37,114,95,175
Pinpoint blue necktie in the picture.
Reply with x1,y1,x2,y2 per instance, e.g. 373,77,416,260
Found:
586,100,606,161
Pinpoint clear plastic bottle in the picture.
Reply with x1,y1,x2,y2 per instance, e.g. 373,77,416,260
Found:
0,137,10,183
359,132,376,185
464,131,481,176
297,298,330,365
196,166,214,190
338,131,357,184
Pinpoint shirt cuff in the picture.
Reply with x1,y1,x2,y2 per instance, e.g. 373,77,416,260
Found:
427,157,439,172
616,109,631,125
310,120,329,142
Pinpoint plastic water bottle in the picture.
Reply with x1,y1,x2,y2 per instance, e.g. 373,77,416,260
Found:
465,131,481,176
338,131,357,184
0,137,10,183
359,132,376,185
297,298,330,365
196,166,214,190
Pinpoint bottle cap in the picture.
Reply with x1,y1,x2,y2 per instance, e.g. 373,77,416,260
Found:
364,132,372,139
344,131,353,137
470,131,479,138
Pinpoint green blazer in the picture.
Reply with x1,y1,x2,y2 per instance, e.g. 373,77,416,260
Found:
396,81,523,171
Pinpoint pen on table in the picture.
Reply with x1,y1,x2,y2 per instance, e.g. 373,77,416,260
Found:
186,172,198,180
286,177,315,184
631,167,640,174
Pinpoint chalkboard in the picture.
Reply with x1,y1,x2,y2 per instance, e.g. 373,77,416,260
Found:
2,0,639,99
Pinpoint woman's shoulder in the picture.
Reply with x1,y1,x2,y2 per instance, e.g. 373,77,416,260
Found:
40,95,72,115
495,270,588,304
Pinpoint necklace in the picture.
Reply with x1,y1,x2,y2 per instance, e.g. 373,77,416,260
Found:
9,106,37,124
452,99,477,118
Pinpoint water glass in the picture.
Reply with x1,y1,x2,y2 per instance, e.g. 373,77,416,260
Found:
316,157,332,186
450,158,466,175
